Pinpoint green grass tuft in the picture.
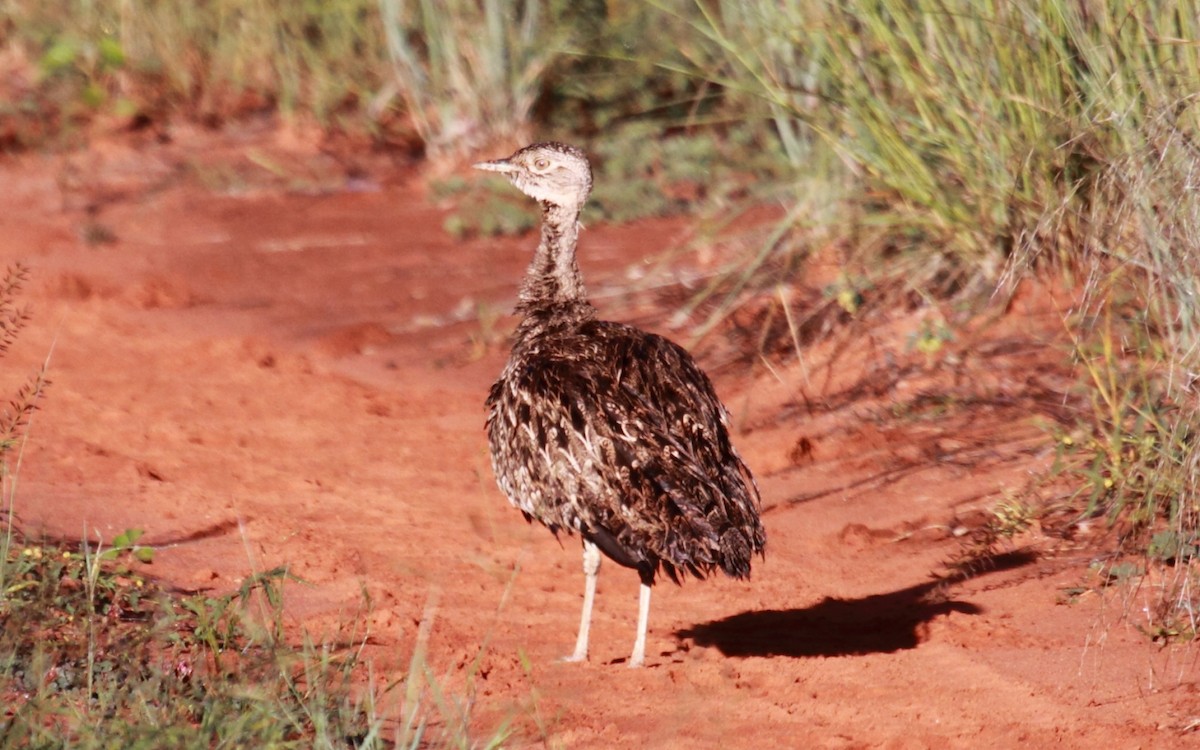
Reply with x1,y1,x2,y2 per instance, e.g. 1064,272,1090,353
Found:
661,0,1200,629
0,531,513,748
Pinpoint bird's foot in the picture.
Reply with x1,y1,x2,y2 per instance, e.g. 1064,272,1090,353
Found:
558,651,587,664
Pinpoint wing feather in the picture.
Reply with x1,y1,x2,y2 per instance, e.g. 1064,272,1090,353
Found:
487,319,764,584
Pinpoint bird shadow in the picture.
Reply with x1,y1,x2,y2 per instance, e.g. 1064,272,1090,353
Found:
675,550,1036,659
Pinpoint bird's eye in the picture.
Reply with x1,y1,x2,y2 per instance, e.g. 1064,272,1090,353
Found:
533,157,550,170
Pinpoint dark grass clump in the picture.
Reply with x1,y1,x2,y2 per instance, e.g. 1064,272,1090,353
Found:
0,533,391,749
666,0,1200,633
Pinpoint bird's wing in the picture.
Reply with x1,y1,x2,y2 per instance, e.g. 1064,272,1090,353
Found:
504,322,760,576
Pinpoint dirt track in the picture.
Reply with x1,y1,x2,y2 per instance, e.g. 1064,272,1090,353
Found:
3,126,1197,747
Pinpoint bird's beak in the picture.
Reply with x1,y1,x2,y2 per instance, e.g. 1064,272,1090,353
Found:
472,158,516,173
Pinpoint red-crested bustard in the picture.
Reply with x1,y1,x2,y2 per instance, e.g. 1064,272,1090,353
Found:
475,142,765,668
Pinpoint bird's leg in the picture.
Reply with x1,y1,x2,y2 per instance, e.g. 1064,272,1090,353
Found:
563,539,600,662
629,582,651,668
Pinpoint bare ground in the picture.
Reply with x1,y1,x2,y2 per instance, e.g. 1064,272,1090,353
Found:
3,124,1198,748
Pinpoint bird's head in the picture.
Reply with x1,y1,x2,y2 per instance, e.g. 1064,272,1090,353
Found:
473,142,593,211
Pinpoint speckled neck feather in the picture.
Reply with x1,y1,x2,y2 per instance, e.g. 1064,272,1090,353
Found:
518,201,587,311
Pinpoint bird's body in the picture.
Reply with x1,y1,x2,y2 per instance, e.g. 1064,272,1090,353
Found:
476,142,764,667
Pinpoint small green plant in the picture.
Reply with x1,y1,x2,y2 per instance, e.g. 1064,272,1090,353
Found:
0,265,47,458
0,531,516,747
1056,318,1195,548
37,33,128,109
104,527,155,564
1051,296,1200,637
908,316,953,362
1,264,49,605
827,274,866,316
944,495,1038,582
1147,530,1200,565
989,498,1036,541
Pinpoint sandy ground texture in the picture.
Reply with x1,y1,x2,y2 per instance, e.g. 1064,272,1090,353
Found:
3,125,1199,748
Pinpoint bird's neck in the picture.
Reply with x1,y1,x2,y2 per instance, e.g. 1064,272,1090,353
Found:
518,201,589,312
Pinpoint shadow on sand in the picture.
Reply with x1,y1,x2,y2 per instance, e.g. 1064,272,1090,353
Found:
675,550,1036,658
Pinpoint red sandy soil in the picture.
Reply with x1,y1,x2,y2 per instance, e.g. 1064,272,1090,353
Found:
2,123,1198,747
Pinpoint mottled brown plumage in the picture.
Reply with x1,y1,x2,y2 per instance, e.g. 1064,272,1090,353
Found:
475,142,765,667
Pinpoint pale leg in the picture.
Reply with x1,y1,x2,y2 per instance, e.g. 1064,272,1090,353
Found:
629,582,651,668
563,540,601,662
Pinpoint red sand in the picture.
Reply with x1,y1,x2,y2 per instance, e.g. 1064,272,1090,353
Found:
3,125,1197,747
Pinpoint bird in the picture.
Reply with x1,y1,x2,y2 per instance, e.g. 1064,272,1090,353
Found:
474,142,765,668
